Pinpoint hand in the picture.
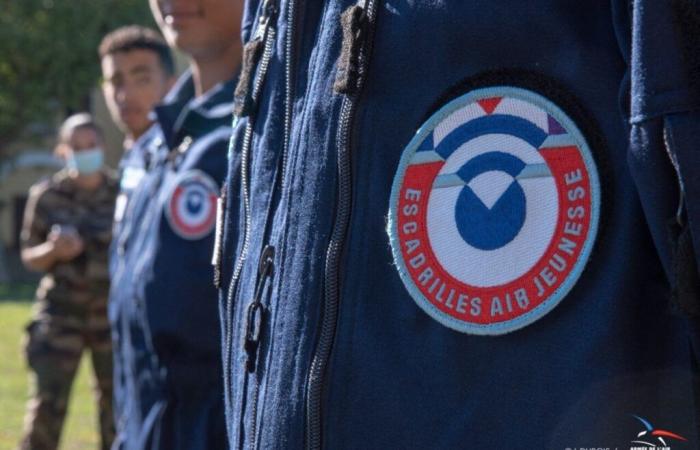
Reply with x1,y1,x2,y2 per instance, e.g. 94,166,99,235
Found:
48,225,85,262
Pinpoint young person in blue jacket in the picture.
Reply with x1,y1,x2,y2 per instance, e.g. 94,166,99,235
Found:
216,0,700,448
109,0,243,448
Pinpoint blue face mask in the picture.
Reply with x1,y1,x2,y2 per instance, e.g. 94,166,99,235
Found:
67,147,104,175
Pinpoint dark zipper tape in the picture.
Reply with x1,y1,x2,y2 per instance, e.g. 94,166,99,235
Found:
305,1,379,449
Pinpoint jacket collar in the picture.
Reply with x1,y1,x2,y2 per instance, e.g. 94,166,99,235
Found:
154,70,236,149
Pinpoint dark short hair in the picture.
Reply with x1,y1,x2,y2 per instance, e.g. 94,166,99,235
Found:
58,113,103,144
99,25,175,76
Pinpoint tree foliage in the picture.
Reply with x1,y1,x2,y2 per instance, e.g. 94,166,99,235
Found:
0,0,154,153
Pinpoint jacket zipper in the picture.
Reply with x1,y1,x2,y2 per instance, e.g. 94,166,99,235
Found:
241,244,275,450
224,0,280,430
240,2,300,447
281,0,299,186
305,1,378,448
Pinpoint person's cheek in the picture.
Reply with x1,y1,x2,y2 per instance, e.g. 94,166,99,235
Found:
137,82,156,106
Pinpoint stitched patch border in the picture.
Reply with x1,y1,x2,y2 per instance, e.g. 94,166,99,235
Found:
388,85,601,335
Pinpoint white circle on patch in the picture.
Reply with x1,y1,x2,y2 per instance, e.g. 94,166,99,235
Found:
427,133,559,287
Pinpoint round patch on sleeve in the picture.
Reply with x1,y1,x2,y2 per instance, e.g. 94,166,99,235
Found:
165,170,219,240
388,86,600,335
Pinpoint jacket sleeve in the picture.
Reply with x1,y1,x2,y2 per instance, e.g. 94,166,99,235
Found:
626,0,700,364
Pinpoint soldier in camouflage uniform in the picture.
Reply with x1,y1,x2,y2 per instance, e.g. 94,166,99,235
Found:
19,113,118,450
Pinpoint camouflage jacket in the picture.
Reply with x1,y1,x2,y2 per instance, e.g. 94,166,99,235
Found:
21,169,118,307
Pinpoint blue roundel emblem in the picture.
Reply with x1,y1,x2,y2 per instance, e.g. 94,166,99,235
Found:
388,86,600,335
165,170,219,240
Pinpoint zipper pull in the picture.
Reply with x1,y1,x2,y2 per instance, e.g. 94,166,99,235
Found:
233,0,279,117
257,0,279,32
243,245,275,373
212,182,227,288
244,301,264,373
257,244,275,277
334,3,369,94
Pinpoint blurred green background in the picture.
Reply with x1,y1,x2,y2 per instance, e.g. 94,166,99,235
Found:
0,0,153,151
1,2,157,448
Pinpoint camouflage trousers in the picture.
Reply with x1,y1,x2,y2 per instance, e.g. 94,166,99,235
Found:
19,300,115,450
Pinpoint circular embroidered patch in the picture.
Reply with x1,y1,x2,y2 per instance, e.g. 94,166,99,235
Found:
165,170,218,240
388,86,600,335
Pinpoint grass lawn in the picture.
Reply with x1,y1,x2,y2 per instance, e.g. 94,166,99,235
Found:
0,299,99,450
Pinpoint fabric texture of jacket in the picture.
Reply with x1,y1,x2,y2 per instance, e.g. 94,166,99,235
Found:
217,1,700,448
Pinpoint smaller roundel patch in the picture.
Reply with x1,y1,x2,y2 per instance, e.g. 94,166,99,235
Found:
165,170,219,240
388,85,601,335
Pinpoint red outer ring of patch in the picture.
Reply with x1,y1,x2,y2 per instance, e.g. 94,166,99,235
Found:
396,145,592,325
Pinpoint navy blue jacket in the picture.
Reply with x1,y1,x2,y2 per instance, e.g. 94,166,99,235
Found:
218,1,700,448
110,72,236,450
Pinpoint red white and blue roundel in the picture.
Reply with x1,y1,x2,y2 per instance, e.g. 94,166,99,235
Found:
165,170,219,240
388,86,600,335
